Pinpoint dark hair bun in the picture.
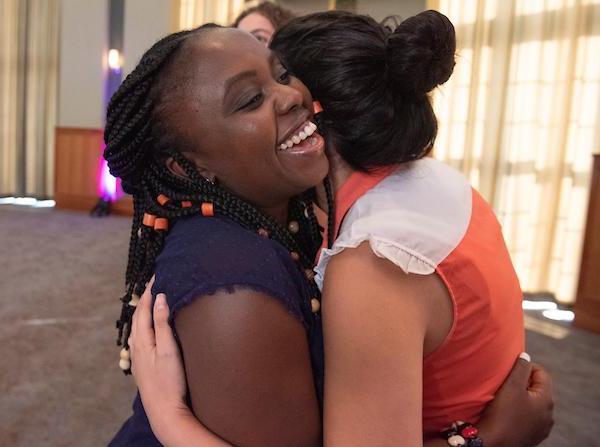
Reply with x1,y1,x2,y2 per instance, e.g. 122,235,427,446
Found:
385,10,456,95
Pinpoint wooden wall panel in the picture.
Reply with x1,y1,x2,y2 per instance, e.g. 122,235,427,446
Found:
54,127,132,215
574,154,600,333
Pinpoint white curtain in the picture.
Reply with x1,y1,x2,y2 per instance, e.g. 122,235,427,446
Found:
428,0,600,303
176,0,247,28
0,0,59,198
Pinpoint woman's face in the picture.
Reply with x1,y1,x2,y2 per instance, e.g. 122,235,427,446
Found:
236,12,275,45
162,28,328,210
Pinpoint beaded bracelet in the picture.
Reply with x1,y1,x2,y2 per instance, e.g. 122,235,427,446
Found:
441,421,483,447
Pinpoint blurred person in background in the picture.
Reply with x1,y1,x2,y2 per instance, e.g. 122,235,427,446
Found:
233,1,295,45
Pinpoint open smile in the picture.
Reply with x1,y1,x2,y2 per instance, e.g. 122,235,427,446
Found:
278,121,318,151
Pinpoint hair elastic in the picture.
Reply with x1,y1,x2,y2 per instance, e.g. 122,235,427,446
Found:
313,100,323,114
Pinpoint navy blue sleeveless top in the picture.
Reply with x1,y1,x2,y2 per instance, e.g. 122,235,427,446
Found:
109,215,324,446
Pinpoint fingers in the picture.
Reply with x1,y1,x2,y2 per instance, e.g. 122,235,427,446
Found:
529,363,555,439
133,276,157,349
528,364,554,397
503,352,533,390
153,294,178,357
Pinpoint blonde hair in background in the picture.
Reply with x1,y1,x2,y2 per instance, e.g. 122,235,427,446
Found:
427,0,600,303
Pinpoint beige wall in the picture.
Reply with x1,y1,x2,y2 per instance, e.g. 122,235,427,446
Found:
57,0,174,129
58,0,108,128
123,0,175,76
356,0,426,22
278,0,426,20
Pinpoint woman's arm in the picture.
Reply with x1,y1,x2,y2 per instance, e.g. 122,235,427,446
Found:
130,283,320,447
131,280,554,447
321,242,429,446
321,242,554,447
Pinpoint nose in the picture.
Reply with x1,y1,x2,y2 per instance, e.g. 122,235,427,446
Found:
273,83,304,115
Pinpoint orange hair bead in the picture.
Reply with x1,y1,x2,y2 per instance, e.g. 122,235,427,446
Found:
201,202,214,217
142,213,156,227
153,217,169,231
157,194,170,206
181,201,192,208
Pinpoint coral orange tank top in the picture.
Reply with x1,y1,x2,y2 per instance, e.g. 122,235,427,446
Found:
315,158,525,434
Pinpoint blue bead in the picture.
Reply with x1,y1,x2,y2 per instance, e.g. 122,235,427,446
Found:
468,439,483,447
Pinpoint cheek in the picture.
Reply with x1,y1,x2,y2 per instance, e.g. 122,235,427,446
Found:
212,115,278,180
236,115,277,163
240,118,271,144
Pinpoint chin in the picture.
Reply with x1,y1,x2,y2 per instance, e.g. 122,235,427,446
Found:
294,160,330,192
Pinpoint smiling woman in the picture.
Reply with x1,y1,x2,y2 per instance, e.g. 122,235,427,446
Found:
104,24,328,446
152,29,328,215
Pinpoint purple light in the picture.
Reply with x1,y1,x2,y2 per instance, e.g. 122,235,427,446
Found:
99,158,117,201
98,48,124,204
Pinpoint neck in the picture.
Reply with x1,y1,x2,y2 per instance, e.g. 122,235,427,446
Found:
258,202,289,227
315,144,354,212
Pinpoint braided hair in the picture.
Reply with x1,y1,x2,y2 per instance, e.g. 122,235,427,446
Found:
104,24,325,373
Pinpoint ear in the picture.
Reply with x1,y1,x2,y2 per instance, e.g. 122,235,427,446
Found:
165,156,217,183
165,157,188,179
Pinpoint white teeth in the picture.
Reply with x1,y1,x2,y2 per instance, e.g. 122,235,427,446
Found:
279,121,319,151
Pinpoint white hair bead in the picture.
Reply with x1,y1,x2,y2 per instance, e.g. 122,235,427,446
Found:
447,434,466,446
311,298,321,313
129,294,140,307
119,358,131,370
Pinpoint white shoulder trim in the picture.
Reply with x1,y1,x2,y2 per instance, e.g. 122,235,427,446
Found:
315,158,472,290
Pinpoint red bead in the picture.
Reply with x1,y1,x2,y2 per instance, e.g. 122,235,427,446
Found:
257,228,269,238
461,426,478,438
